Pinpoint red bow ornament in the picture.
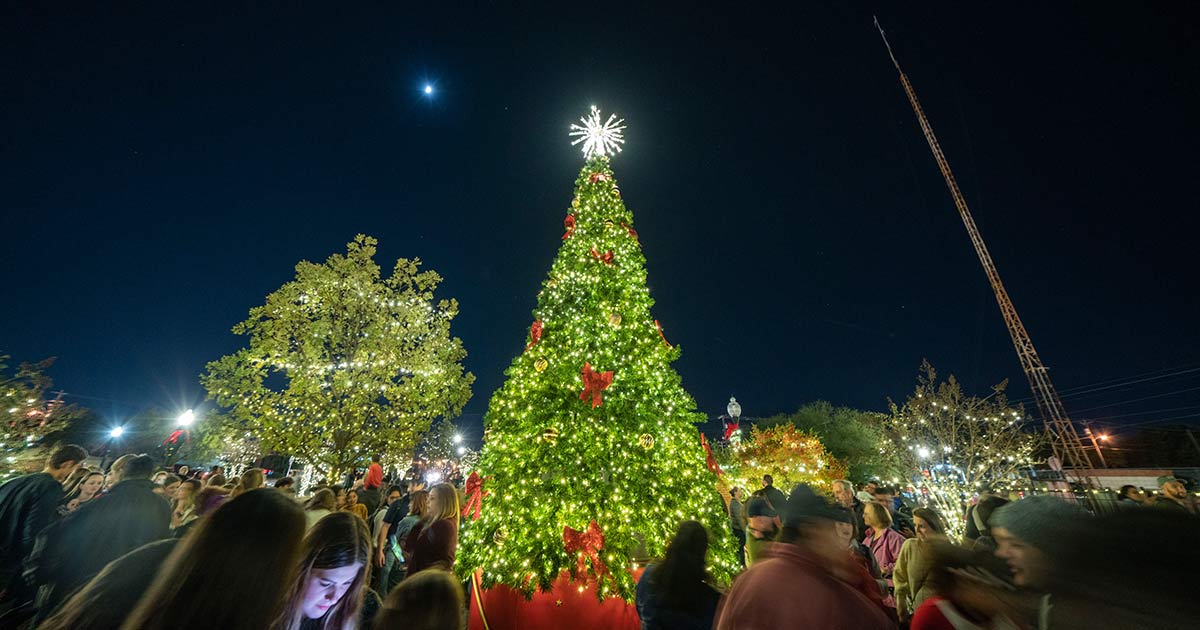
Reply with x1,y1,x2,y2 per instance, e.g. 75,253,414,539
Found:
526,320,543,350
461,471,487,520
587,172,610,183
562,214,576,240
579,362,614,408
562,520,608,579
590,247,614,265
701,433,722,475
621,221,639,242
722,418,740,441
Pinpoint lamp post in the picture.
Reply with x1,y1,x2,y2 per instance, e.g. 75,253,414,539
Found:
163,409,196,467
723,397,743,443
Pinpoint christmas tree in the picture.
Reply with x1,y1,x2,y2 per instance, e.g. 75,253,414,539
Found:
457,107,738,603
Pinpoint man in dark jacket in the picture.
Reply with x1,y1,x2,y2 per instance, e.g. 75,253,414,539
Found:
831,479,866,537
760,475,787,512
0,444,86,609
27,453,170,621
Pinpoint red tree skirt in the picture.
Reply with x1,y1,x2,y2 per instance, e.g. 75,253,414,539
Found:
468,570,641,630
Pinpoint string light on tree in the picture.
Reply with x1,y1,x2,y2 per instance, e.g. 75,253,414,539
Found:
457,107,737,605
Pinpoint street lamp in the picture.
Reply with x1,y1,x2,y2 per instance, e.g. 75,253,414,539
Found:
101,425,125,470
109,426,124,438
726,397,742,419
177,409,195,427
452,433,463,445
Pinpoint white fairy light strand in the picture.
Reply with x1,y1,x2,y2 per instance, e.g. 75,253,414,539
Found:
569,105,626,158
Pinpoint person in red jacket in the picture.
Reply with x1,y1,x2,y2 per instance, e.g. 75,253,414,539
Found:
714,485,896,629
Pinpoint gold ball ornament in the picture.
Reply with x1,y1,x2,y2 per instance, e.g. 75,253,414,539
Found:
493,528,508,545
542,426,560,445
604,218,615,229
612,185,621,197
608,312,622,326
534,358,549,372
638,434,655,450
572,198,580,208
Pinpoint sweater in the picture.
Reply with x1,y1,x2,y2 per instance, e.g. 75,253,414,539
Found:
894,537,937,618
407,518,457,574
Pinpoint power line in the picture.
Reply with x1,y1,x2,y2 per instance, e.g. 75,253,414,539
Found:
1066,385,1200,415
1010,365,1200,404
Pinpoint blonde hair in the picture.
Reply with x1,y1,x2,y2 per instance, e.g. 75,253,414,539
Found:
864,502,893,529
373,569,465,630
423,483,460,527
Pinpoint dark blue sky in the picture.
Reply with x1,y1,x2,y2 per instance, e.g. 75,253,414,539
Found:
3,3,1198,443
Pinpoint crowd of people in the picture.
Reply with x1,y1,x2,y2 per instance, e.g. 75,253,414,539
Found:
0,447,467,629
637,474,1200,630
2,444,1198,629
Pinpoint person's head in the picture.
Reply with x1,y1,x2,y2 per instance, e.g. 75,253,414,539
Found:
831,479,855,507
373,569,465,630
991,495,1085,589
424,483,459,525
831,506,856,545
177,465,190,476
912,507,945,542
385,485,403,506
651,520,712,609
210,464,223,475
345,489,358,506
275,476,296,491
240,468,265,492
152,471,168,483
925,540,1020,621
158,474,182,499
106,453,134,486
121,454,157,482
762,474,774,488
872,486,896,512
61,466,91,490
306,488,337,512
207,473,226,487
71,471,105,499
176,479,201,504
45,444,87,480
862,502,893,531
281,511,371,629
776,485,846,563
407,490,429,517
1117,485,1144,502
972,496,1009,537
121,486,307,630
333,486,347,507
863,481,878,494
1158,476,1188,500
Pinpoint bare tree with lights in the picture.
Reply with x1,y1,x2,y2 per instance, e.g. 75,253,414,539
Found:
201,235,474,482
882,361,1043,539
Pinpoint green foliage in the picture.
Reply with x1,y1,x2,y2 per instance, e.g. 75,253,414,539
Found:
457,156,738,602
202,235,475,480
758,401,900,482
420,417,459,461
0,356,85,482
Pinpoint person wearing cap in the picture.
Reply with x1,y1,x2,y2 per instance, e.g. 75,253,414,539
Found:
714,485,895,629
1148,476,1196,515
990,494,1085,629
743,495,778,567
892,507,948,623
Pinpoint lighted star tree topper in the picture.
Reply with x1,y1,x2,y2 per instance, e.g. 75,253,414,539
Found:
569,105,626,159
456,107,737,602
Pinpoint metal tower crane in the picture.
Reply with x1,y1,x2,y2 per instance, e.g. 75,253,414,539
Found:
873,18,1099,475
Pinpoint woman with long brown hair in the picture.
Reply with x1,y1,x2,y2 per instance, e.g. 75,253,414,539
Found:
893,506,947,623
406,482,460,574
119,486,307,629
277,511,374,630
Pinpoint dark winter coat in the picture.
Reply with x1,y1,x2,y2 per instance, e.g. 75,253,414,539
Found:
0,472,64,578
35,538,178,630
635,563,720,630
28,478,171,620
407,518,457,574
357,486,382,518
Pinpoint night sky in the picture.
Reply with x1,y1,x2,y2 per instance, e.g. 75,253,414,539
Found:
3,3,1199,444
